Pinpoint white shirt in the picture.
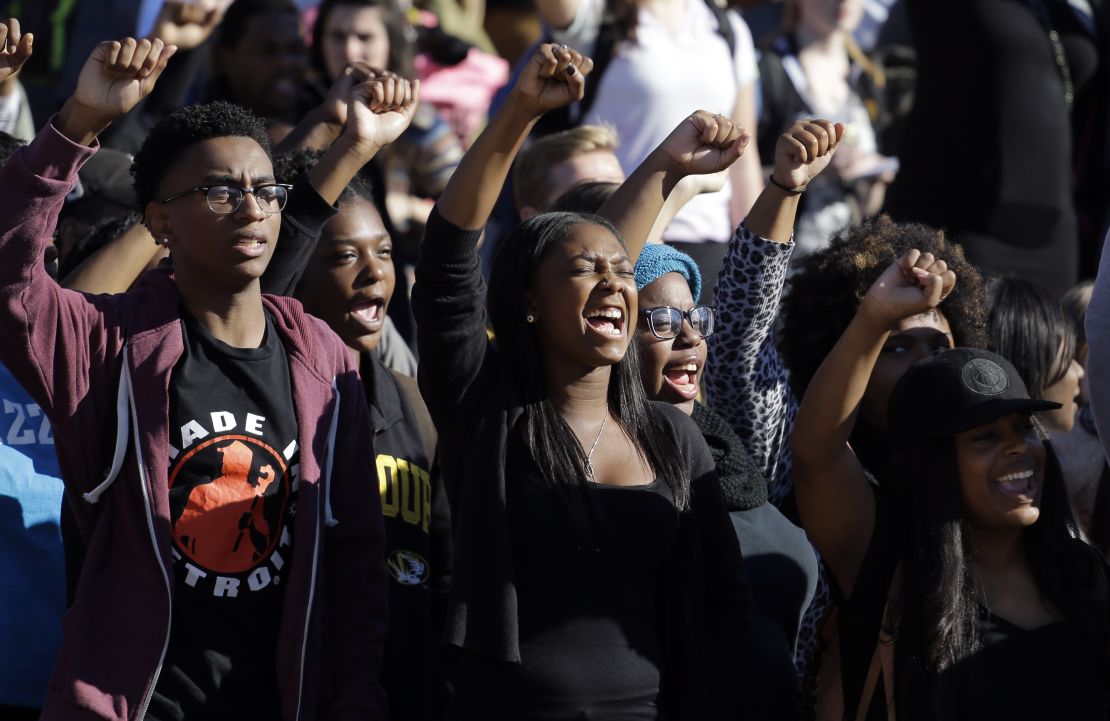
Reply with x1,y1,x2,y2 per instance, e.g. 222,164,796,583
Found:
552,0,758,243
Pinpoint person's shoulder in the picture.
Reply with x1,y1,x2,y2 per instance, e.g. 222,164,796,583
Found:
264,294,352,373
647,401,703,446
389,366,430,414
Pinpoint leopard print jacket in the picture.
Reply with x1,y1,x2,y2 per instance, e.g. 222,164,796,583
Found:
704,226,830,674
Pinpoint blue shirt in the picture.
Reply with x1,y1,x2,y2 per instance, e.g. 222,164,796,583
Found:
0,362,64,708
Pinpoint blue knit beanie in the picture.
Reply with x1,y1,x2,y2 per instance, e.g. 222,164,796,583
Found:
634,243,702,301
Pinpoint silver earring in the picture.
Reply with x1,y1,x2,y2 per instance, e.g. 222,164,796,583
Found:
526,314,536,323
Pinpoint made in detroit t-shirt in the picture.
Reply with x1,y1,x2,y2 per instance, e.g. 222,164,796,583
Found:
148,311,299,721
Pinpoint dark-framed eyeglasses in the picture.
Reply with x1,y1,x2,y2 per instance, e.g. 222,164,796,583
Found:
640,305,715,340
159,184,293,215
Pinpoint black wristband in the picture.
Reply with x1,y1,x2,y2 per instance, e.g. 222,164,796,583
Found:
768,174,807,195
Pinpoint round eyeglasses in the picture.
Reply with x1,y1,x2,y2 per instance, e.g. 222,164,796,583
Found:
159,184,293,215
640,305,715,340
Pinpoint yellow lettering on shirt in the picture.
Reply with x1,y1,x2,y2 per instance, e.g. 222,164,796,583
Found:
377,453,431,532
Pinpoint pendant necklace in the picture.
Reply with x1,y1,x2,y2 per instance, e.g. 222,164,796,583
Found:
584,413,609,482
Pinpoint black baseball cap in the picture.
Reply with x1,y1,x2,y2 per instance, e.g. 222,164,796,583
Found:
887,347,1061,449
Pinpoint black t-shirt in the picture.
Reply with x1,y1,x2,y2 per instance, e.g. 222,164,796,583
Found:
842,489,1110,720
148,311,299,721
448,426,680,721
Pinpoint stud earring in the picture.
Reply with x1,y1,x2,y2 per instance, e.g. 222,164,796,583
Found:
526,314,536,323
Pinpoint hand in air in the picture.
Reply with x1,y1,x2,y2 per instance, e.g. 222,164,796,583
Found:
860,249,956,329
0,18,33,90
659,110,750,177
71,37,177,125
772,119,845,190
320,62,387,126
510,43,594,117
344,71,420,153
149,1,225,51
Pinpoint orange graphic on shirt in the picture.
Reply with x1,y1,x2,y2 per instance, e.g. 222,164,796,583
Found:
170,435,289,574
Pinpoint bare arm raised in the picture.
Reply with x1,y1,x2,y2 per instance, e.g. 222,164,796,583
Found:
306,69,420,205
791,250,955,597
745,119,844,242
598,111,749,264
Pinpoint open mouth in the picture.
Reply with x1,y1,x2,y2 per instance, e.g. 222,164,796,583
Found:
662,361,700,400
993,468,1036,500
232,235,267,258
350,298,386,331
584,307,625,337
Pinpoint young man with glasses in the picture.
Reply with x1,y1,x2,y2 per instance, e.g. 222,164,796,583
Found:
0,30,398,721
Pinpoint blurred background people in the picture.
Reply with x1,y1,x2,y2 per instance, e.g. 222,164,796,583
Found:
757,0,896,258
884,0,1108,296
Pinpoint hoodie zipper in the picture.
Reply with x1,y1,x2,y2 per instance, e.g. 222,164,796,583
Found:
294,518,321,721
129,357,172,720
295,384,336,720
295,377,337,718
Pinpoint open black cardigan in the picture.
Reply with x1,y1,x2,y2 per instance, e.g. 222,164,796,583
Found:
412,209,751,719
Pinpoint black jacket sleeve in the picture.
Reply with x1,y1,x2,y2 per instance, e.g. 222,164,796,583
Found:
261,173,339,296
410,207,488,425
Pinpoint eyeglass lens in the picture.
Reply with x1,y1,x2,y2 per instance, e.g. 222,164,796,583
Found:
649,307,714,338
206,185,288,214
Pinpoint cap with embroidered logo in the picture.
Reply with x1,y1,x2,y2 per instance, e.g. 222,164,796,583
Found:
886,347,1061,449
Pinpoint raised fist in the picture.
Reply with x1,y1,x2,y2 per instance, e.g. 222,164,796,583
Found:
772,119,845,191
150,1,226,52
659,110,750,178
344,72,420,153
0,18,33,90
71,38,177,124
860,249,957,330
509,43,594,117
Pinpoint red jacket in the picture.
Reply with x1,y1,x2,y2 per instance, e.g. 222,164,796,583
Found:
0,121,388,721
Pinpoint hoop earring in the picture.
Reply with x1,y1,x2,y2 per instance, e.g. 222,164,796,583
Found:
526,314,536,323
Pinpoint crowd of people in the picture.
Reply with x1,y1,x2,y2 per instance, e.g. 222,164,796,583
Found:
0,0,1108,719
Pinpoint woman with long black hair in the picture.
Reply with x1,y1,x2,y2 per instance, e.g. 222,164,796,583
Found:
792,248,1110,718
412,43,751,720
987,277,1085,434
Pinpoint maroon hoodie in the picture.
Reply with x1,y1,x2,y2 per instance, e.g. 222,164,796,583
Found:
0,120,388,721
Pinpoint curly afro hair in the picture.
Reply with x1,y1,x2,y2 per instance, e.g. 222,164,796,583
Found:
131,101,272,211
779,215,989,397
272,147,375,205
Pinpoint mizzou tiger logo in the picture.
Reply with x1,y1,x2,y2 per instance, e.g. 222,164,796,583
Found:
169,435,292,574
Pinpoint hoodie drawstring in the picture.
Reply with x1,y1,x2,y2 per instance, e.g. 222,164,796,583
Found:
83,346,131,504
323,379,340,527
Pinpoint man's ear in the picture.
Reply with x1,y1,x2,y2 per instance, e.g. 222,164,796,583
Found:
144,201,172,242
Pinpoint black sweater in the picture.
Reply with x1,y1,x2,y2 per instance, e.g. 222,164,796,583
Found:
412,209,751,719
